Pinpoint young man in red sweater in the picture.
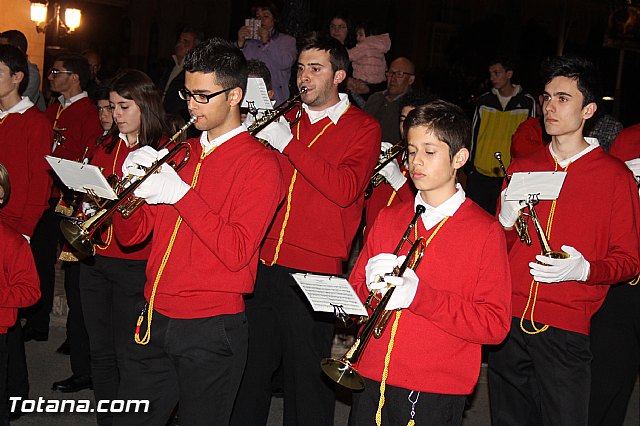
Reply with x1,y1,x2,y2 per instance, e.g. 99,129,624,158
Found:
231,33,381,426
489,56,640,426
0,163,41,423
348,100,511,425
111,38,283,425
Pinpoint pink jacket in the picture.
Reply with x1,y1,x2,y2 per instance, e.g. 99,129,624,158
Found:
348,33,391,84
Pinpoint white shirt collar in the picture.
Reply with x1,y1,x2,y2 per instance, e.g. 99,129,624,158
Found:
118,132,139,148
200,125,246,155
0,96,34,118
414,184,466,230
549,137,599,168
57,91,88,108
302,93,350,125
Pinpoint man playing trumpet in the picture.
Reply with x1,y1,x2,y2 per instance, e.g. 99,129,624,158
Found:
489,56,640,426
348,100,512,425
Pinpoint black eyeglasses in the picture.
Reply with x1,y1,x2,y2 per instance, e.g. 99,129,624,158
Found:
178,87,233,104
48,69,74,77
385,70,414,78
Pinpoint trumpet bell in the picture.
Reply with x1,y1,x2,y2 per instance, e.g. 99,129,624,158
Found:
320,358,365,391
60,220,95,256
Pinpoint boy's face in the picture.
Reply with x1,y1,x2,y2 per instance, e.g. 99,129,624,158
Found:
0,61,21,100
297,48,344,111
488,63,512,91
356,28,366,43
185,71,240,135
399,105,415,138
407,126,467,203
542,76,596,138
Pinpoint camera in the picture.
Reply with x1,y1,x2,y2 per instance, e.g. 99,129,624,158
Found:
244,18,262,40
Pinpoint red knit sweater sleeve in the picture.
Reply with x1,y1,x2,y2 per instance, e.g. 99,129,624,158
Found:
112,203,156,247
0,225,40,309
282,111,381,207
410,222,512,344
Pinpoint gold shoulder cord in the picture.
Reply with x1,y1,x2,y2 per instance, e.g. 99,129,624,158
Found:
376,217,449,426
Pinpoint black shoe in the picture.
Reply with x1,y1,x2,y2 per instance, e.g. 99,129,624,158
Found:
22,325,48,342
52,375,93,393
56,338,70,355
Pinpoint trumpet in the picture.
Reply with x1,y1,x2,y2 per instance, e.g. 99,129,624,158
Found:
526,194,569,261
364,141,406,199
495,152,532,246
320,205,426,391
59,116,196,256
246,87,307,141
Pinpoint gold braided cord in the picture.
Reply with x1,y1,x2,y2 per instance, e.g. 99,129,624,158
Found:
375,215,449,425
134,147,208,345
96,139,123,252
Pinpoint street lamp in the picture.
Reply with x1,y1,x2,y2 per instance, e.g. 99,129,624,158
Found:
30,2,82,35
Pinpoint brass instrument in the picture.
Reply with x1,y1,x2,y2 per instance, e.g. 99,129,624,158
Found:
364,141,406,199
320,205,427,391
495,152,532,246
526,194,569,261
59,116,197,256
246,87,307,141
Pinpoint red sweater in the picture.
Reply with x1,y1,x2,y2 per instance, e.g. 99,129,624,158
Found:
0,106,53,237
45,97,102,162
113,131,284,318
0,222,40,333
504,147,640,334
260,106,381,274
90,139,152,260
609,124,640,162
350,199,512,394
510,116,545,160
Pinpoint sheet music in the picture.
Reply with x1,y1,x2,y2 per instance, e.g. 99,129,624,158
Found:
241,77,273,110
45,155,118,200
291,273,368,316
505,171,567,201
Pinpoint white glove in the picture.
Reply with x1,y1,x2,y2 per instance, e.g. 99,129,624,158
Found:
365,253,399,290
529,245,590,283
380,141,393,153
133,163,190,205
498,189,525,228
81,201,97,217
383,267,419,310
255,117,293,153
379,160,407,191
122,146,168,178
625,158,640,177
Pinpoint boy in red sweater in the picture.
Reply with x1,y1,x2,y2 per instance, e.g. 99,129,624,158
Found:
489,56,640,426
112,38,284,425
0,163,41,423
348,100,511,425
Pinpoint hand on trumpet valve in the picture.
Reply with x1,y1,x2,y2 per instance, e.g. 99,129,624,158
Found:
122,146,169,179
498,188,526,228
383,267,419,310
529,245,590,283
379,159,407,191
365,253,399,290
133,163,190,205
256,117,293,153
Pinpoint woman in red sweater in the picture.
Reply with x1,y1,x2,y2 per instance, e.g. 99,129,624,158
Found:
349,101,511,425
0,163,40,423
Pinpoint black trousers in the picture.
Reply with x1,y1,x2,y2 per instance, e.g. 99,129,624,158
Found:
465,170,503,216
0,334,8,426
6,323,27,400
113,310,248,426
589,282,640,426
64,261,91,378
488,317,591,426
350,378,465,426
231,264,336,426
80,255,146,426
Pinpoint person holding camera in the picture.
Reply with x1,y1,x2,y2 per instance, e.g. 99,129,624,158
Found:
236,1,296,105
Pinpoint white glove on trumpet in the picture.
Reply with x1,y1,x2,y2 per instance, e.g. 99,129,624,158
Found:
364,254,419,310
529,245,590,283
256,117,293,153
498,188,526,228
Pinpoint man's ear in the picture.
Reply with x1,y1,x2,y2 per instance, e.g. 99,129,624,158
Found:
228,87,243,107
333,69,346,85
582,102,597,120
12,71,24,85
506,70,513,80
452,147,469,171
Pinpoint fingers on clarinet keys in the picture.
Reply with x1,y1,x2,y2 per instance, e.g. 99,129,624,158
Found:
133,165,189,205
529,245,590,283
384,268,419,310
365,253,401,291
255,118,293,153
121,147,168,178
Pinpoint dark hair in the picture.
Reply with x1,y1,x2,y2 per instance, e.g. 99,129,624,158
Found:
94,84,111,102
403,100,470,160
179,27,203,47
54,54,91,89
0,162,10,205
400,91,436,110
183,37,248,96
247,59,272,91
0,44,29,95
297,32,349,73
355,20,380,38
328,14,355,48
540,56,601,107
1,30,28,53
250,1,283,33
100,69,166,153
489,56,515,72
